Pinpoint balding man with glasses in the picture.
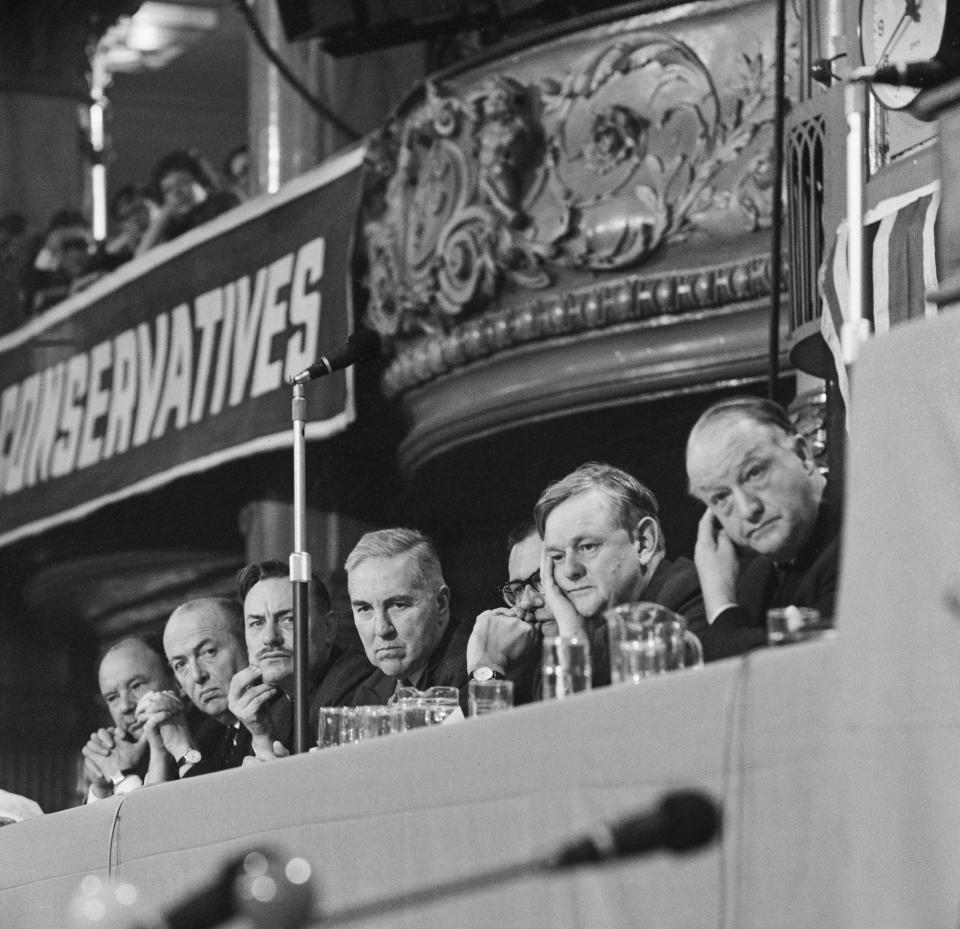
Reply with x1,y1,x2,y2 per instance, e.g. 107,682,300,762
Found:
467,519,559,704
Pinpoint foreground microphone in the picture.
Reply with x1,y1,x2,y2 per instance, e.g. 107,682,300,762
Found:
849,59,954,89
548,789,721,868
70,848,314,929
289,329,381,385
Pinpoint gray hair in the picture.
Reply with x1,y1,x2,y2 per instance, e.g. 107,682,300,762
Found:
170,596,245,645
534,462,662,550
345,528,445,592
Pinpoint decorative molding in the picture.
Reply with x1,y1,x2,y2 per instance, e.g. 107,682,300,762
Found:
361,8,797,386
383,251,784,395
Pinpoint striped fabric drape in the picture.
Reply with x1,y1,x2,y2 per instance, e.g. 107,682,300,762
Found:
819,181,940,426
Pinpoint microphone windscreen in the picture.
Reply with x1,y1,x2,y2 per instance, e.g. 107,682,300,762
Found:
650,790,721,853
347,329,381,363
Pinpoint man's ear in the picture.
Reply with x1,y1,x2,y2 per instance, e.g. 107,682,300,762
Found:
436,585,451,624
793,434,816,472
634,516,660,565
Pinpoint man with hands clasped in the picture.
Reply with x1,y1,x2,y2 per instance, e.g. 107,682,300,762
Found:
685,396,840,661
82,635,178,802
135,597,251,779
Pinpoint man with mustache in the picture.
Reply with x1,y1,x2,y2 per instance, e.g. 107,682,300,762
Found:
227,560,371,758
136,598,251,778
81,635,177,801
685,396,839,661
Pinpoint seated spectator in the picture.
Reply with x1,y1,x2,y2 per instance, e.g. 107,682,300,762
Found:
80,635,177,802
222,143,249,202
467,518,558,704
136,598,251,778
346,528,472,709
685,396,840,661
536,462,704,686
137,149,240,254
0,212,38,333
105,183,159,265
227,560,371,759
23,209,98,313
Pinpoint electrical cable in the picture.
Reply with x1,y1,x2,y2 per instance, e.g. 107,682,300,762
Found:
768,0,788,400
232,0,362,141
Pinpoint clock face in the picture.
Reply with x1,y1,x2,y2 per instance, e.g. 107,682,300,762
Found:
860,0,948,108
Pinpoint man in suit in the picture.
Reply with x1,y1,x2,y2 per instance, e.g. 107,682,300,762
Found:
136,598,251,778
685,395,840,661
345,528,471,708
466,519,558,704
535,462,704,686
227,560,371,758
81,635,178,801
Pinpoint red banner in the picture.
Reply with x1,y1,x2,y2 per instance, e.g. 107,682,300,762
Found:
0,145,366,548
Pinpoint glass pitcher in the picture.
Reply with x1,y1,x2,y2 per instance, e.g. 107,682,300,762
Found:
604,602,703,683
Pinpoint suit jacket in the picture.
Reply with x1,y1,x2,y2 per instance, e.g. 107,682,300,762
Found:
271,643,374,749
181,715,252,778
696,496,841,662
348,617,473,712
523,556,705,699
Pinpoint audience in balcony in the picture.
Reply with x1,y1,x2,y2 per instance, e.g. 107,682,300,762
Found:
222,143,250,203
105,183,160,266
137,148,241,255
0,211,38,334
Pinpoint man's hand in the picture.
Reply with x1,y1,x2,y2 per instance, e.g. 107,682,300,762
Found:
228,667,283,758
81,727,146,789
539,547,586,636
135,690,194,763
246,739,292,764
694,508,740,621
467,608,537,674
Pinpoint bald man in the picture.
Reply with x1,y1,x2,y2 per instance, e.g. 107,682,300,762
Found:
136,598,250,778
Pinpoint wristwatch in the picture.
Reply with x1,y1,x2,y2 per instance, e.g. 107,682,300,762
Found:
177,749,202,766
471,667,504,682
110,770,134,787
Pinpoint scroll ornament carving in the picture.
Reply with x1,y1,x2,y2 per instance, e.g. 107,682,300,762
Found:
362,31,792,392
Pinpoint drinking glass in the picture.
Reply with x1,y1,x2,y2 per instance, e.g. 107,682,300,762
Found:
467,679,514,716
541,635,592,699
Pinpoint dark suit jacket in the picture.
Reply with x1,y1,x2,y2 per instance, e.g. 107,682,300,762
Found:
348,618,473,712
696,496,841,662
521,556,705,698
271,642,374,749
181,715,252,778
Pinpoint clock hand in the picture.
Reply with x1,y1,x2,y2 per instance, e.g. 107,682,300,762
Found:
877,11,912,64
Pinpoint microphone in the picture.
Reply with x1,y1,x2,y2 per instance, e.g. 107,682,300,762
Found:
548,789,721,868
289,329,381,385
849,59,954,88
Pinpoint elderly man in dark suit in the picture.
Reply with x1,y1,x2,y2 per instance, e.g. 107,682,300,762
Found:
686,395,840,661
345,528,471,708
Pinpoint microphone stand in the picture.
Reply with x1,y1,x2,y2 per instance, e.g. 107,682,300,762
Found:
290,382,311,754
843,80,871,365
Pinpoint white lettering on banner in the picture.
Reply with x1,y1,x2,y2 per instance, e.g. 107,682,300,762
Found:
0,237,326,494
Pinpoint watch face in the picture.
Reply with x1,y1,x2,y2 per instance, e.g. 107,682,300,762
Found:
861,0,948,108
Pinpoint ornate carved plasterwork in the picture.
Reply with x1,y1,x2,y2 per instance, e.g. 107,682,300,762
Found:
361,12,796,394
382,252,785,396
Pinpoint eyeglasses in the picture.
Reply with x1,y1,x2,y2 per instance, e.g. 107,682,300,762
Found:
499,569,542,607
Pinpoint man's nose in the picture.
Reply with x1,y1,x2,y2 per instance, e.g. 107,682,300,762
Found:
263,617,284,646
118,688,136,713
187,657,208,684
733,487,764,521
558,551,585,580
373,609,394,638
517,583,543,612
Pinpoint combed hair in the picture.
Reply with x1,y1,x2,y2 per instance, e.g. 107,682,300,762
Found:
506,516,538,552
345,528,445,592
237,559,332,614
534,462,661,545
688,396,798,446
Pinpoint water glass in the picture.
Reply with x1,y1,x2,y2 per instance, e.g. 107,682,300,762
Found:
766,607,834,645
605,602,704,683
541,635,592,699
355,705,398,740
317,706,358,748
467,679,514,716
